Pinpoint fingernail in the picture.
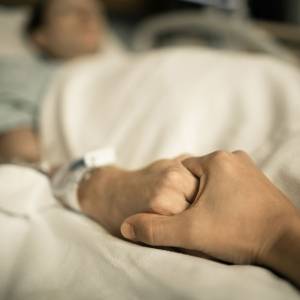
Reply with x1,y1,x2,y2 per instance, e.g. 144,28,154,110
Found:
121,223,136,240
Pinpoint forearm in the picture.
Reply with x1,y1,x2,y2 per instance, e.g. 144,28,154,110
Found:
261,212,300,288
0,128,41,163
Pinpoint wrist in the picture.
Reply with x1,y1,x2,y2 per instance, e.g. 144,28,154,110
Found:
52,147,117,211
78,165,123,207
259,212,300,287
77,165,129,233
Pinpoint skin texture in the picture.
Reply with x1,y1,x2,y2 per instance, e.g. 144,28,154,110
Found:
120,151,300,288
78,155,198,236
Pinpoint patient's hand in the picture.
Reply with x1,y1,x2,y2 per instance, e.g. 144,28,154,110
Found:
78,156,198,236
0,128,41,163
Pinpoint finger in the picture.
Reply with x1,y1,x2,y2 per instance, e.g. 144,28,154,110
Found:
149,190,190,216
121,213,187,247
182,157,209,205
172,155,200,202
180,167,199,203
182,150,231,177
182,157,206,178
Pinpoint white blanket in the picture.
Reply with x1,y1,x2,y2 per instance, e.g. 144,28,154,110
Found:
7,47,300,299
41,47,300,207
1,167,297,300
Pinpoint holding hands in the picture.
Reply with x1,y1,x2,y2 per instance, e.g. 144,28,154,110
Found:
78,150,300,287
78,155,198,236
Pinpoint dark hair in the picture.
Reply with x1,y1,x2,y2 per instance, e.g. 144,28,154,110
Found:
25,0,52,36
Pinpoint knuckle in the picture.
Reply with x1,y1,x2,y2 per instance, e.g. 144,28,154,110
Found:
149,195,172,215
209,151,236,173
149,196,164,212
215,150,229,158
153,158,172,169
169,200,189,215
149,193,187,216
163,168,182,185
212,150,231,160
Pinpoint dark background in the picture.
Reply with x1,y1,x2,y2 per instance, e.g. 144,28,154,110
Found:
0,0,298,24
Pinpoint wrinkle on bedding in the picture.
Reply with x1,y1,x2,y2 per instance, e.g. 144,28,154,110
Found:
42,48,300,208
0,166,299,299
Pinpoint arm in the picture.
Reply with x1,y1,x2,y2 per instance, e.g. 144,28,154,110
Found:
0,58,52,164
0,128,41,163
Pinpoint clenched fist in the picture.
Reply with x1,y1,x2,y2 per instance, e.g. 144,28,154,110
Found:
78,155,198,236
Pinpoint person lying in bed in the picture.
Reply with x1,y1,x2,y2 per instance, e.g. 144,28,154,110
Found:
0,0,104,164
1,0,299,290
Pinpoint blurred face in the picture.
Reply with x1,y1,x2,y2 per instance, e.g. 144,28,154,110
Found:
33,0,104,59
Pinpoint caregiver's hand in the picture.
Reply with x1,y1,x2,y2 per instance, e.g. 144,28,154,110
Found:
78,156,198,236
121,151,300,287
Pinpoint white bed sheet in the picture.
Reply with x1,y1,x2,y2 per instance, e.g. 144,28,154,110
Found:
0,165,299,300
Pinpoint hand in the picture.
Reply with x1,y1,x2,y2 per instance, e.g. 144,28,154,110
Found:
0,128,41,163
121,151,299,266
78,155,198,236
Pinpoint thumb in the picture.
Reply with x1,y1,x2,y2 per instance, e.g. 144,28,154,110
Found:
121,213,187,247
